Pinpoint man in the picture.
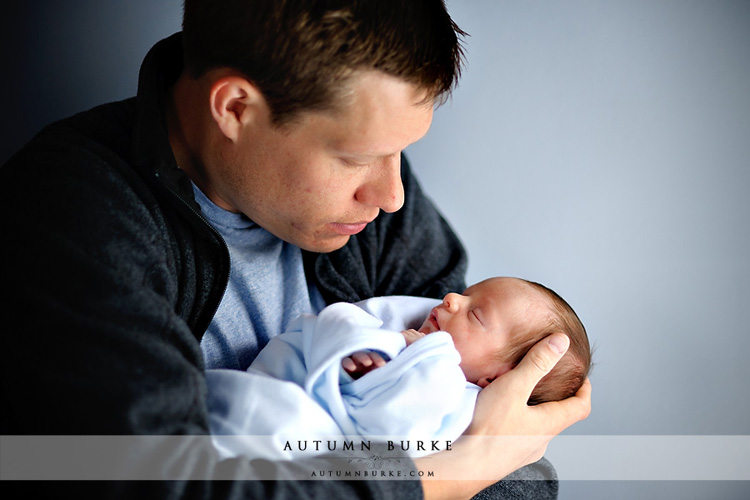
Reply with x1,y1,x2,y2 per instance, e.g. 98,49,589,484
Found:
1,1,590,499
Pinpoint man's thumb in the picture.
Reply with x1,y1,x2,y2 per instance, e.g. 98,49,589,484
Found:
518,333,570,388
547,334,569,357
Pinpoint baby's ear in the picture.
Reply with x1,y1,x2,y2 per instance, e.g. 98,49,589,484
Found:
478,363,514,388
477,377,495,388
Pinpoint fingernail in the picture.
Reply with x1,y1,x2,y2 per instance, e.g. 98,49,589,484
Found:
548,334,569,354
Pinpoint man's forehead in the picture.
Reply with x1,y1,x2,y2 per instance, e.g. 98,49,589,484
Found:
291,73,435,156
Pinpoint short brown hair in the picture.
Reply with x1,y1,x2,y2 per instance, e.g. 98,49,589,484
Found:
498,280,592,405
182,0,466,124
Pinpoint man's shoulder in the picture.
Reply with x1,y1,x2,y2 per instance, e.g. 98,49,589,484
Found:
0,97,171,249
2,98,138,189
35,98,136,162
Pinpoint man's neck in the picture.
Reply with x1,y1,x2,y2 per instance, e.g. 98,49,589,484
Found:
166,71,208,189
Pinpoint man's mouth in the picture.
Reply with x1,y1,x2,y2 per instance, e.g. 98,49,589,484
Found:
328,219,375,236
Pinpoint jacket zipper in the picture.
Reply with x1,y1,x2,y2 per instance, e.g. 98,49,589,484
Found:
154,170,231,337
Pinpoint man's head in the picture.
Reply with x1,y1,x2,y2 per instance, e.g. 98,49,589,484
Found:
171,0,466,252
417,277,591,403
182,0,465,124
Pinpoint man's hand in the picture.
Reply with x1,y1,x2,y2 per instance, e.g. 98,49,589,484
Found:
416,333,592,500
464,333,591,457
341,350,387,379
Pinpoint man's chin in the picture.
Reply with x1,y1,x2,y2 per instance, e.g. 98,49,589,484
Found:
296,234,351,254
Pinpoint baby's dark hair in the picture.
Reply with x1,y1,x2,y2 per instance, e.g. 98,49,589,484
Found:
499,280,591,405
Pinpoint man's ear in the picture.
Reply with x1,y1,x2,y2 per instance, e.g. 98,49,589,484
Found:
209,76,266,142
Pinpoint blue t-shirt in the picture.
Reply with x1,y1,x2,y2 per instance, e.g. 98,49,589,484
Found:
192,184,326,370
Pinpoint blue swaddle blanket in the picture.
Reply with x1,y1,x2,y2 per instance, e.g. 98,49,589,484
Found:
206,296,480,460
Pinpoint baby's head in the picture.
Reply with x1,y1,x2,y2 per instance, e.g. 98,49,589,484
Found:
417,277,591,404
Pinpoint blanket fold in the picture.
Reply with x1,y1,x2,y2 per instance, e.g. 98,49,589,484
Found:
207,297,479,460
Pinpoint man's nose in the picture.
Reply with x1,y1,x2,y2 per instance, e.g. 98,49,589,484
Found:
355,154,405,213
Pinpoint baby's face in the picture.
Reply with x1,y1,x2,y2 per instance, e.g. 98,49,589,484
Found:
418,277,550,387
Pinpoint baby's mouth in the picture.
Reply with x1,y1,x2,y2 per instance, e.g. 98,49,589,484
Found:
428,309,440,330
419,308,440,334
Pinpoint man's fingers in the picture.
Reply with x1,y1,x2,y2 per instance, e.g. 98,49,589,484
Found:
511,333,569,400
534,377,593,435
570,377,592,420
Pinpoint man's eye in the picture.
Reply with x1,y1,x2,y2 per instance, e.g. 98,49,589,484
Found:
340,158,368,167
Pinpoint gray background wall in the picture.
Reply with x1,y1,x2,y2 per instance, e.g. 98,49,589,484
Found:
2,1,748,498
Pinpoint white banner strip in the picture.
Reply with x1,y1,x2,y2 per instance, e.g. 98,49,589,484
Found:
1,435,748,481
546,435,750,481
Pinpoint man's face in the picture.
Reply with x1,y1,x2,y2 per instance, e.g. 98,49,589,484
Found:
418,278,552,387
206,71,434,252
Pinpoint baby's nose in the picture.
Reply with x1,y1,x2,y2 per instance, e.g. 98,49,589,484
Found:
443,293,462,312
